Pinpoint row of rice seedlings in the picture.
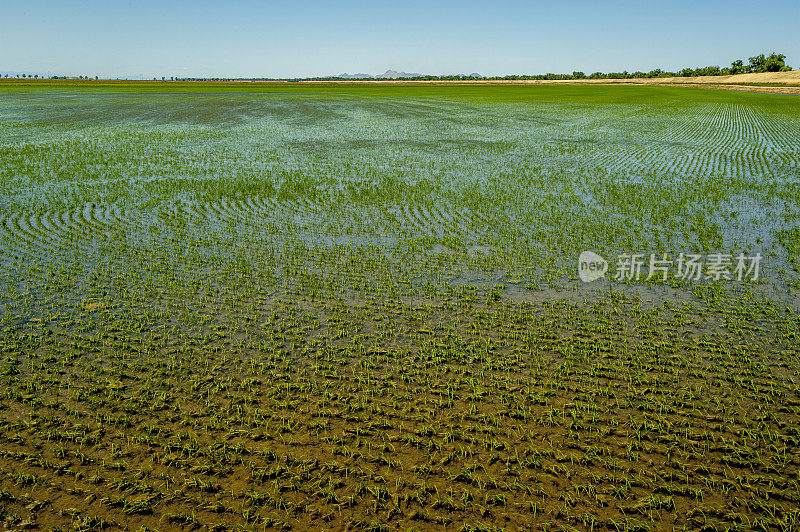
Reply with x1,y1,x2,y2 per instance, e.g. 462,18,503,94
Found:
0,83,798,528
0,281,797,528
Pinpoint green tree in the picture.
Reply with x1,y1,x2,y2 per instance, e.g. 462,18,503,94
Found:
728,59,746,74
764,53,788,72
749,52,789,73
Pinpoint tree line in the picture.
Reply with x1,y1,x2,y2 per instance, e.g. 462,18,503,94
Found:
3,52,791,82
495,52,791,81
290,52,792,82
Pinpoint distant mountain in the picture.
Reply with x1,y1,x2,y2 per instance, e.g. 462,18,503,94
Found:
375,70,422,79
338,73,374,79
332,70,482,80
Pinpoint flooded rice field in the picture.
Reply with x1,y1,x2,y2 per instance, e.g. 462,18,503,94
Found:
0,83,799,530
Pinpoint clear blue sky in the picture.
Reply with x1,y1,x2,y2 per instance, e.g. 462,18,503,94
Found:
2,0,798,78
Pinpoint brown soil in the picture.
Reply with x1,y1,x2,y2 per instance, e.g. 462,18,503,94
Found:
0,293,798,530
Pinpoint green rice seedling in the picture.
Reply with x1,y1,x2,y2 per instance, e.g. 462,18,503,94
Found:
0,80,798,530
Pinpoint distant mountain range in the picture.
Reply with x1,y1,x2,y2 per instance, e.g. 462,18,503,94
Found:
336,70,482,79
337,70,422,79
